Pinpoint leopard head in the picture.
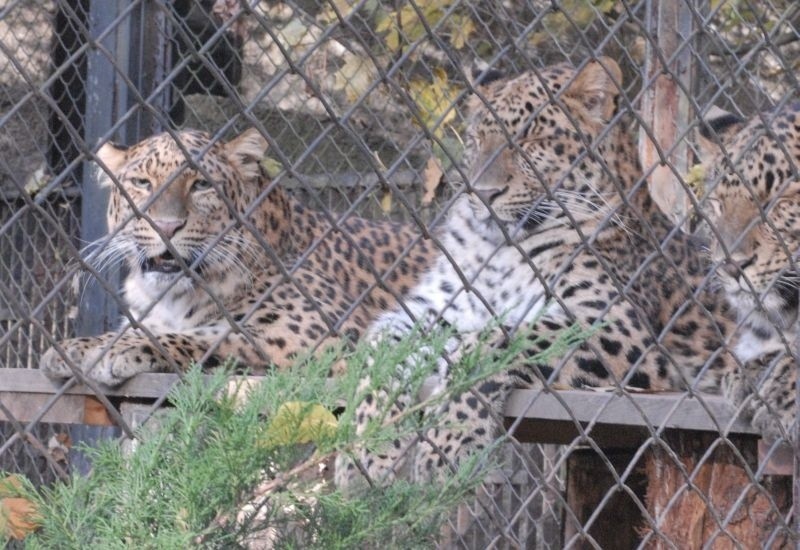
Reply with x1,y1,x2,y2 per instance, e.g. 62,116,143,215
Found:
702,104,800,330
95,128,285,293
463,57,638,240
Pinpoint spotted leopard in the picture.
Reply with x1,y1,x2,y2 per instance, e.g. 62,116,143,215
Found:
336,58,743,489
41,129,434,385
702,105,800,441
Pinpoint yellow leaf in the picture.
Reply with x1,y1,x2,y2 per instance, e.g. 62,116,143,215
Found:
421,156,444,205
684,163,706,196
318,0,360,25
409,68,459,137
448,13,475,50
278,18,311,49
333,56,377,102
263,402,337,446
375,12,393,33
260,157,283,178
593,0,617,13
377,1,450,52
175,507,190,532
0,475,23,498
528,31,549,47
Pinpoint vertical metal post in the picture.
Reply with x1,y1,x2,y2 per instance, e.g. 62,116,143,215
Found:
124,0,173,138
77,0,171,337
77,1,124,337
638,0,695,225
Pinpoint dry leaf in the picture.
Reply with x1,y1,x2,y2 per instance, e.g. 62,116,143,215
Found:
333,56,377,101
421,156,444,205
260,157,283,178
448,13,475,50
380,192,393,214
47,433,72,464
0,476,22,499
0,475,40,540
408,68,459,138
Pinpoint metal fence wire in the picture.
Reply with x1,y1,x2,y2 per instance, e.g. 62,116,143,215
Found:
0,0,799,547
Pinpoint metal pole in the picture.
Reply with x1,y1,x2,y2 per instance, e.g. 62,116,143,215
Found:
76,0,124,337
77,0,169,337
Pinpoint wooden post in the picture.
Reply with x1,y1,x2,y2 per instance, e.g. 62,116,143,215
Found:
563,448,646,548
638,0,695,225
642,432,792,548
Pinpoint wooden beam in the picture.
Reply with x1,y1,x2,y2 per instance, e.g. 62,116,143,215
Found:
505,388,758,436
0,369,758,435
0,392,86,424
0,369,182,399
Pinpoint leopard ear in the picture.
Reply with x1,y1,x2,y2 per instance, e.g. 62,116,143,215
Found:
696,106,746,159
564,57,622,122
96,140,129,176
226,128,269,180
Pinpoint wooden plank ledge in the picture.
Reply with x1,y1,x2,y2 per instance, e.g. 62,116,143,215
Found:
1,368,790,475
0,368,757,435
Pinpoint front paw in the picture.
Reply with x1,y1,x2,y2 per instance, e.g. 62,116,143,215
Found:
750,400,795,443
84,342,162,386
40,337,156,386
749,364,796,443
40,337,99,380
721,370,751,407
726,356,797,443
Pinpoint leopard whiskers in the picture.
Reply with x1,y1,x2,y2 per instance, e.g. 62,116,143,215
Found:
77,235,138,305
82,235,137,273
555,187,633,237
200,234,264,285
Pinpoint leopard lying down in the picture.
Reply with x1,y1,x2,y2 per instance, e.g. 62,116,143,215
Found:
702,104,800,441
335,57,788,489
42,129,434,385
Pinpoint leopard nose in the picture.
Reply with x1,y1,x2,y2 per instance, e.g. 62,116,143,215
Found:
720,261,740,278
720,255,755,278
152,218,186,238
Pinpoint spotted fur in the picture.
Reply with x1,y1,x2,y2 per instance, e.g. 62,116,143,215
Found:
336,58,743,489
703,104,800,440
41,129,434,385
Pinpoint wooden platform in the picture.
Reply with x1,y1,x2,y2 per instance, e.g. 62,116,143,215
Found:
0,368,755,432
0,367,774,443
0,367,793,546
0,368,787,470
0,369,756,436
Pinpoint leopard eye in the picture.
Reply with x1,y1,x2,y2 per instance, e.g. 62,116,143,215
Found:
191,179,213,193
130,178,152,190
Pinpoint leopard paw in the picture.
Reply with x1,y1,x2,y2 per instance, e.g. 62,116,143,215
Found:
84,343,162,386
721,370,751,407
750,400,795,443
40,337,100,380
726,356,797,443
40,336,158,386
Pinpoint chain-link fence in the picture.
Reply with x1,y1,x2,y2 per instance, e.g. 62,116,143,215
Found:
1,0,799,547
